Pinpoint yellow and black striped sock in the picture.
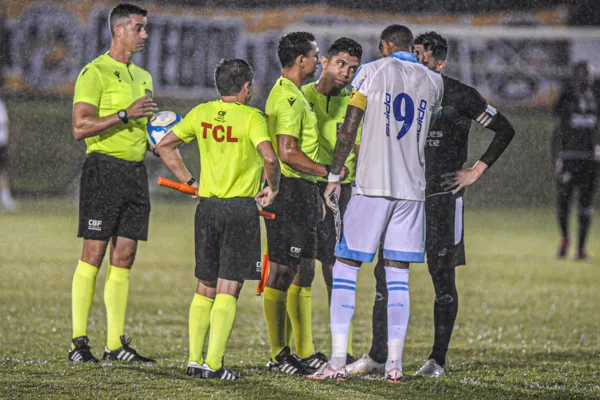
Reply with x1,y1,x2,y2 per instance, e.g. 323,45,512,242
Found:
188,294,214,365
104,264,130,351
263,287,287,360
71,260,99,348
205,294,237,370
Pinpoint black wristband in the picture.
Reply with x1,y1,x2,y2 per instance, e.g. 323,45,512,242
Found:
324,165,331,177
186,177,196,186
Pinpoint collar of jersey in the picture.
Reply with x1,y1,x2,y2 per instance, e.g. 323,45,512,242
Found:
279,76,302,94
102,52,133,67
389,51,418,64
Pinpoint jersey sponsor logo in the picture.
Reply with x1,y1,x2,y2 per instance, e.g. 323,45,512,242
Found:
416,99,428,142
384,93,392,137
287,97,296,107
475,104,496,127
88,219,102,231
215,110,227,123
427,130,443,147
200,122,238,143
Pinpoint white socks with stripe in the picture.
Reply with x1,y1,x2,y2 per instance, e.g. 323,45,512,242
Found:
329,260,360,370
385,266,410,372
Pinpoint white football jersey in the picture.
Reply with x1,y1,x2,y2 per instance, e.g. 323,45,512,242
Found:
352,51,443,201
0,99,8,147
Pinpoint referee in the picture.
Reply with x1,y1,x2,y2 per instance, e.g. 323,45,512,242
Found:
347,31,515,377
69,4,157,363
301,37,362,363
157,59,280,380
262,32,347,376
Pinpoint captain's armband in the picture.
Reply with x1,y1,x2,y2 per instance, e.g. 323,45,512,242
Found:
348,89,367,111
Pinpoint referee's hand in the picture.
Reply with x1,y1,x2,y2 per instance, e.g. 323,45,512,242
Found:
127,96,158,119
255,186,278,208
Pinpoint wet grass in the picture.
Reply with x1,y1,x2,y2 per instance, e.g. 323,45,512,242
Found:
1,200,599,399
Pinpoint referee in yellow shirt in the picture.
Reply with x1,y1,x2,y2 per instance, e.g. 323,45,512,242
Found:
301,37,362,363
69,4,157,363
157,59,280,380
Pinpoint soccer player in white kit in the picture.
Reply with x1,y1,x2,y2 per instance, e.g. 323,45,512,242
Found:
308,24,444,383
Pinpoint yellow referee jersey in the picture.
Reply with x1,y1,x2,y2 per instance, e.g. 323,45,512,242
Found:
73,54,153,162
172,100,271,199
301,82,361,184
266,77,320,183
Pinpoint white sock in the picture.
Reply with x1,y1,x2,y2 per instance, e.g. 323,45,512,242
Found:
329,260,359,369
385,266,410,371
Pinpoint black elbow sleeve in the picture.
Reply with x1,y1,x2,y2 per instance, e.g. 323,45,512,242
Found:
479,112,515,168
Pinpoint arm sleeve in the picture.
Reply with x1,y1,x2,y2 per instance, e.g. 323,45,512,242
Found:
249,111,271,147
171,109,197,144
274,96,303,138
73,65,103,107
458,85,515,167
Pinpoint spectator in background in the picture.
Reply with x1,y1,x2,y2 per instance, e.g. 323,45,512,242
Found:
0,96,17,212
553,62,600,260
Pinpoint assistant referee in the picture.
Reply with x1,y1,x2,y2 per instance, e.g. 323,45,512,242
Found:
69,4,157,363
157,59,280,380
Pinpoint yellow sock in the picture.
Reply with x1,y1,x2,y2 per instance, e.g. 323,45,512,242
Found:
263,287,287,360
327,284,353,354
285,313,293,349
286,284,301,354
205,294,237,370
104,264,130,351
72,261,99,345
296,286,315,358
188,294,214,365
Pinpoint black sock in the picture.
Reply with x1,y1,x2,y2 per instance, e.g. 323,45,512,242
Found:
368,255,388,364
578,212,591,250
427,266,458,368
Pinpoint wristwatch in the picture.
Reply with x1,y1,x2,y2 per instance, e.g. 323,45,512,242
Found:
117,110,129,124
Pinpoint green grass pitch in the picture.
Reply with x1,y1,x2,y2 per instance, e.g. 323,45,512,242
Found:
1,200,599,399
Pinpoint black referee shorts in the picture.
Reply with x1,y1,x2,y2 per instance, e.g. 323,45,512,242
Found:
425,193,465,269
195,197,261,282
316,182,352,265
78,153,150,241
557,159,598,207
263,176,320,265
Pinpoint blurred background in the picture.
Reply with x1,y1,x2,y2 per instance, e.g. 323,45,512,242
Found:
0,0,599,208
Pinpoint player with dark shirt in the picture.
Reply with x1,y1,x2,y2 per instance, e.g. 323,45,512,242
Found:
346,31,515,377
553,62,600,260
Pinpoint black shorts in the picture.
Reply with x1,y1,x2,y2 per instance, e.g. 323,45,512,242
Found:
194,197,261,282
78,153,150,241
0,146,7,170
263,176,320,265
316,182,352,265
557,159,598,201
425,193,465,269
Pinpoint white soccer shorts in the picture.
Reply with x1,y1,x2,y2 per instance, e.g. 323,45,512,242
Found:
334,195,425,263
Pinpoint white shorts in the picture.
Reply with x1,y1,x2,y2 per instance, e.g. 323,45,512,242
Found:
334,195,425,263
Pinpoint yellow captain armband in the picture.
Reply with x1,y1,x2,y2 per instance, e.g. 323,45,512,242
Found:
348,89,367,110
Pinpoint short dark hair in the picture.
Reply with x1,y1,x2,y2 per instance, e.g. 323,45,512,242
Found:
414,31,448,61
278,32,316,68
380,24,413,50
214,59,253,96
327,37,363,60
109,4,148,35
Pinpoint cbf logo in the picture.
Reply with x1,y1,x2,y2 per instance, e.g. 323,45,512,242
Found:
384,92,427,140
88,219,102,232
